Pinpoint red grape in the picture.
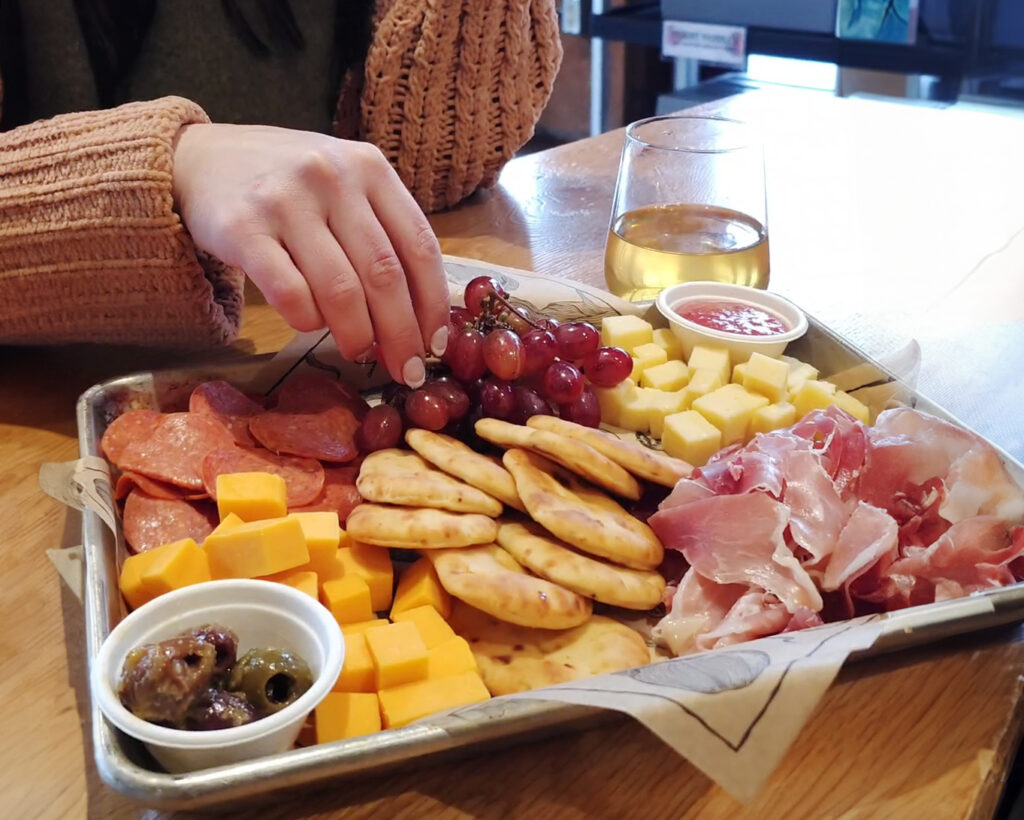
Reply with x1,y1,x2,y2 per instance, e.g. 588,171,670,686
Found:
554,321,599,360
358,404,404,451
449,305,474,331
560,386,601,428
582,346,633,388
521,329,557,376
511,385,551,424
503,305,535,336
464,276,507,317
425,378,471,421
543,361,584,404
447,326,487,382
480,378,515,419
482,328,525,381
405,388,449,430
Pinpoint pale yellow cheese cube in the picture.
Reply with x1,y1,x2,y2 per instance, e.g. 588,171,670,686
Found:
731,362,749,384
687,345,731,386
791,379,837,420
600,315,653,353
631,343,669,384
680,368,723,409
640,360,690,392
629,357,644,383
780,355,820,393
661,411,723,467
748,402,797,439
647,390,689,439
651,328,684,361
594,379,638,428
832,390,871,424
692,384,770,446
618,387,657,433
742,352,790,403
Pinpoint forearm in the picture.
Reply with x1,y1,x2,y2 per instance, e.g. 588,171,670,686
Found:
0,97,244,347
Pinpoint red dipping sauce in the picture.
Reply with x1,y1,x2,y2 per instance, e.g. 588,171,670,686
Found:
674,299,788,336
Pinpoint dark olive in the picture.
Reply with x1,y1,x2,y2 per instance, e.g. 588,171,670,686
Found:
187,624,239,682
228,648,313,718
117,636,216,727
184,688,257,731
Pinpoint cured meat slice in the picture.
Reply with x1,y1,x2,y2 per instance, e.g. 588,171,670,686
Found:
188,380,264,446
248,405,360,463
122,488,218,553
273,371,370,418
821,502,898,593
696,589,791,651
790,405,867,496
782,449,850,564
652,568,746,656
114,471,208,502
100,409,164,467
659,478,715,510
289,466,363,523
117,412,236,490
202,445,325,507
940,447,1024,526
650,493,823,614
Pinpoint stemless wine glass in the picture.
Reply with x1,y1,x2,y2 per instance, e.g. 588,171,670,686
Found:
604,115,769,302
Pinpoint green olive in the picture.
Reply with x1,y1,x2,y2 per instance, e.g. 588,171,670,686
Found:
227,648,313,717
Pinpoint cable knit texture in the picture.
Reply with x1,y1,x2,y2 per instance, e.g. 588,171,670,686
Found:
338,0,563,213
0,96,244,347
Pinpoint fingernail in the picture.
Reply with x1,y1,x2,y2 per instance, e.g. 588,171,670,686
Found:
402,356,426,389
430,326,449,357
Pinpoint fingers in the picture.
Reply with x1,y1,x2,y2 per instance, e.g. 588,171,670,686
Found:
235,236,324,332
366,173,450,358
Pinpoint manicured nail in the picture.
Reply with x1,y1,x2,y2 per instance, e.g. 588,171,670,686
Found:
403,356,426,389
430,326,449,357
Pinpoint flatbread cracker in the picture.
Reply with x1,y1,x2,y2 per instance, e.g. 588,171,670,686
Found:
448,601,650,695
427,545,591,630
357,449,502,516
345,503,497,549
497,519,665,610
527,414,692,487
405,429,525,512
503,449,663,570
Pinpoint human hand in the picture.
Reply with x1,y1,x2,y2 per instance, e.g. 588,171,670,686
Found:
171,123,450,386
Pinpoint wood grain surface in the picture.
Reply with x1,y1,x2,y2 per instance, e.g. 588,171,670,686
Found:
3,87,1024,819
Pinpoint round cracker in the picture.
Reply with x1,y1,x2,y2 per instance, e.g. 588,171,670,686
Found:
405,429,525,512
503,449,663,570
345,503,497,548
448,601,651,695
475,418,642,500
527,414,693,487
497,519,665,610
427,545,591,630
357,449,502,516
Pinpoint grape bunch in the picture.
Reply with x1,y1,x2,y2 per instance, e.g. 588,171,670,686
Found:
357,276,632,451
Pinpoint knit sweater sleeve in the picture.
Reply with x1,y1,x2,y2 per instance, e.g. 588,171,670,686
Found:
342,0,563,214
0,96,245,348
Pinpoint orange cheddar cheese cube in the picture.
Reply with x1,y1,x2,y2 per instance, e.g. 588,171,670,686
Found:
365,621,429,690
202,516,309,579
322,575,374,624
426,636,478,679
341,618,390,636
391,558,451,619
333,632,376,693
287,512,342,572
315,692,381,742
378,671,490,729
209,512,245,536
215,472,288,522
119,538,211,610
259,569,318,599
338,541,394,612
390,605,455,650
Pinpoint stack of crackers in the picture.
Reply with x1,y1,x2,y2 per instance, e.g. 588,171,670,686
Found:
345,416,693,694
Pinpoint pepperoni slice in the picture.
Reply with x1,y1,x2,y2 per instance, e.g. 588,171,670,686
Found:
202,445,325,507
122,489,218,553
117,413,237,491
189,381,265,446
273,371,370,419
290,466,363,523
100,409,165,468
115,471,208,502
248,406,360,463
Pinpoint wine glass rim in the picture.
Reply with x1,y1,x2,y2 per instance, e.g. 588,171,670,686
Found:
625,114,755,154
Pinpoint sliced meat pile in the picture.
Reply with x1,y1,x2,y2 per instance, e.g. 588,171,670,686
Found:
649,406,1024,655
100,374,364,553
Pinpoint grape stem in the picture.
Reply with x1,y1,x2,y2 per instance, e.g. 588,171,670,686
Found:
486,292,543,332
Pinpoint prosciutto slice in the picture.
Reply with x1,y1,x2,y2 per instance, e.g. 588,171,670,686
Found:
940,447,1024,525
822,502,899,594
782,449,851,564
652,568,746,656
650,493,823,614
696,589,791,651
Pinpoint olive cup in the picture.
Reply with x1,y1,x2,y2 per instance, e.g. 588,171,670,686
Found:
92,579,344,773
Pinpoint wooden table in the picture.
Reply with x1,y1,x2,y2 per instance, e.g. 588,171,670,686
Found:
3,87,1024,819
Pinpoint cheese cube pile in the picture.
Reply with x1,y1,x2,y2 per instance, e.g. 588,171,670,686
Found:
595,315,872,466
